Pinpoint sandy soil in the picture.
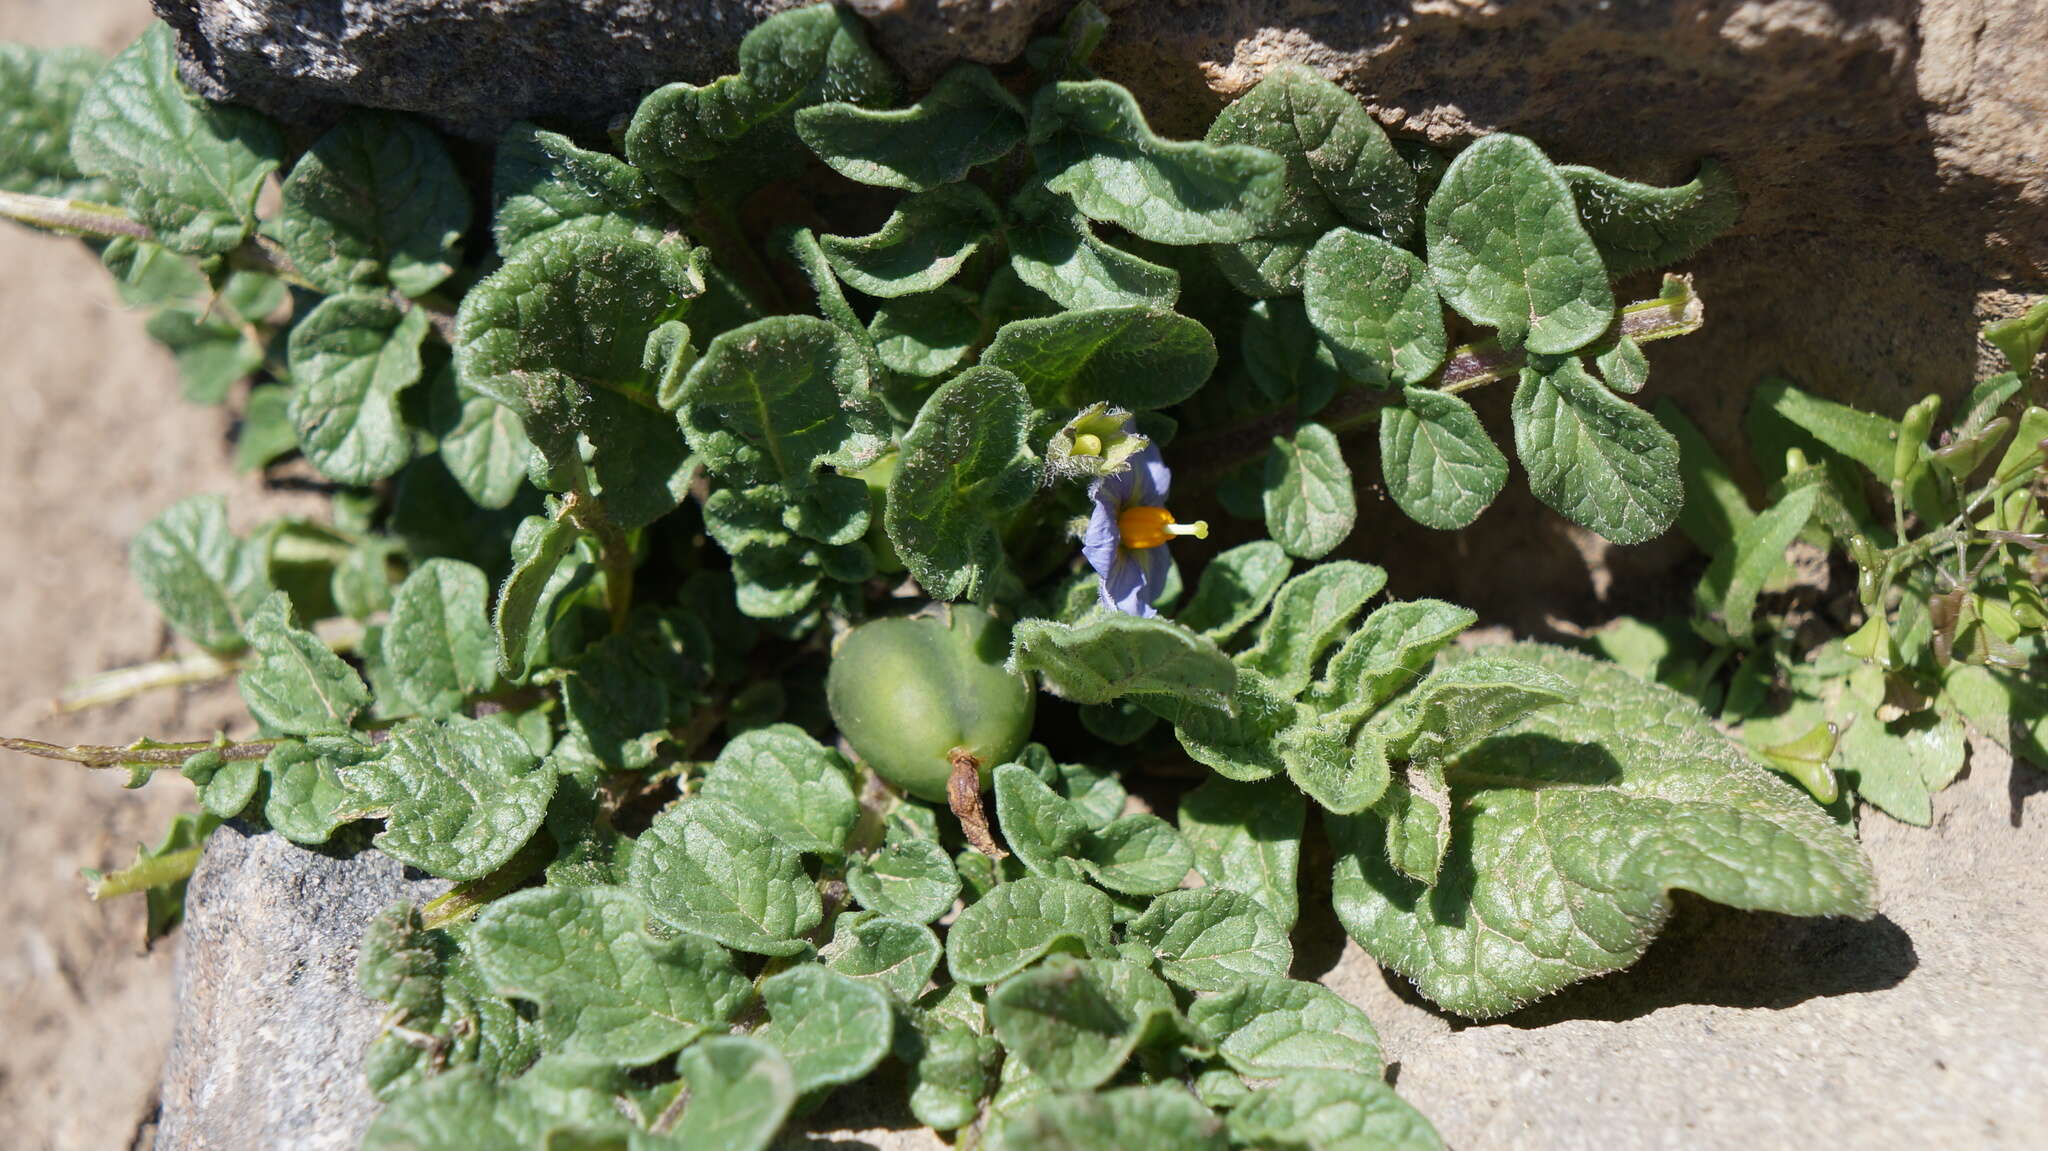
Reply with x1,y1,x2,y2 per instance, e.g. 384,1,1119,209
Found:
0,5,322,1147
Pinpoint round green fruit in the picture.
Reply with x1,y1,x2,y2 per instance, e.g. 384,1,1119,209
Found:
827,606,1035,802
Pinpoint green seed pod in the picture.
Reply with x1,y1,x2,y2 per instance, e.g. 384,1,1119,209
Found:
827,605,1035,802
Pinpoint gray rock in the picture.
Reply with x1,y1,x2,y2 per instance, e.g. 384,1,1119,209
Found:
153,822,447,1151
149,0,811,133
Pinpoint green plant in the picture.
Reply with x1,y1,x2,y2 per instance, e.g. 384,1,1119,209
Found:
1,5,1897,1147
1597,308,2047,825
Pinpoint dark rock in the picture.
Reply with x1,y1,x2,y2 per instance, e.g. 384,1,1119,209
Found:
149,0,812,135
152,823,446,1151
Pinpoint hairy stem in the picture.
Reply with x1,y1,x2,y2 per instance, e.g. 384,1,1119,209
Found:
560,488,635,634
85,846,203,899
54,617,365,713
0,189,152,240
2,734,282,772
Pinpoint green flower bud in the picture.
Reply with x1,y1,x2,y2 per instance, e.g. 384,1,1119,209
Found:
1044,403,1148,483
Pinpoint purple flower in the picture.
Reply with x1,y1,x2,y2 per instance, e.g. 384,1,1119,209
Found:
1081,442,1208,617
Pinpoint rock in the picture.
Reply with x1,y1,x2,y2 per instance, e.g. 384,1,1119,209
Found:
153,822,447,1151
845,0,1062,83
149,0,812,133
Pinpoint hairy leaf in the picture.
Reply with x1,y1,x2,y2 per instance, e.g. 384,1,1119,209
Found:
1031,80,1286,244
383,558,497,717
1300,228,1444,388
698,724,858,857
665,1037,798,1151
129,494,267,653
263,736,366,845
995,1085,1227,1150
1228,1071,1443,1151
1513,358,1682,545
886,366,1036,600
471,887,750,1063
798,63,1025,191
1307,598,1478,722
870,288,980,378
846,840,961,925
1188,977,1384,1077
1127,888,1292,992
493,122,661,256
982,305,1217,412
818,183,999,298
1007,185,1181,310
989,956,1179,1090
0,43,105,199
71,24,281,254
238,591,369,735
1560,158,1739,278
1241,561,1387,697
1175,540,1292,642
758,965,896,1093
1010,615,1237,710
1179,776,1304,930
631,797,823,955
276,111,468,296
677,315,889,491
1263,423,1357,560
820,913,943,1001
946,876,1116,984
286,293,431,485
1331,645,1877,1018
1378,386,1508,530
1425,134,1612,354
339,715,555,880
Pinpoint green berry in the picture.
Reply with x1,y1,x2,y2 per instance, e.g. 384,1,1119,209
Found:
827,606,1035,802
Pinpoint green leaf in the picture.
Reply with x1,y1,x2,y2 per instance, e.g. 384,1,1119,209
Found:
237,591,369,735
1330,645,1877,1018
1010,615,1237,710
145,297,264,404
845,840,960,925
1007,185,1182,311
182,747,260,819
624,5,895,208
698,724,858,857
285,293,430,485
995,762,1093,880
275,110,467,297
1175,541,1292,642
1424,134,1613,355
1593,332,1650,395
1512,357,1683,545
758,964,896,1093
1241,298,1342,412
995,1085,1227,1151
1205,64,1418,296
1127,888,1292,992
981,305,1217,412
471,886,750,1064
1652,397,1755,556
1560,159,1740,278
1377,387,1508,530
1748,378,1900,482
1306,598,1478,722
234,383,298,473
0,43,105,199
1179,776,1304,930
818,183,999,298
1031,79,1286,244
820,912,943,1001
664,1037,798,1151
1240,561,1387,697
1281,712,1392,815
453,214,699,413
129,494,267,653
988,956,1179,1090
885,366,1037,601
1228,1071,1443,1151
339,715,556,880
631,797,823,956
263,737,365,845
946,876,1116,984
870,288,980,378
677,315,889,491
1146,671,1296,783
1983,297,2048,379
1072,813,1192,896
1263,423,1357,560
361,1067,540,1151
432,377,534,510
797,63,1024,191
494,515,582,679
1697,484,1819,642
492,122,660,256
1393,656,1577,769
71,24,281,254
1189,977,1384,1078
1300,228,1444,387
382,559,497,717
100,235,207,307
1824,664,1968,826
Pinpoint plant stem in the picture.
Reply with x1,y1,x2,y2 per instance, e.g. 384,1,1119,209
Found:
419,831,557,930
0,189,152,240
53,617,365,713
85,846,203,899
1182,276,1707,486
1,734,282,772
560,488,635,634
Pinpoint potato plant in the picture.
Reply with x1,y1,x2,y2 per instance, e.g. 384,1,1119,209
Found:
9,2,2013,1146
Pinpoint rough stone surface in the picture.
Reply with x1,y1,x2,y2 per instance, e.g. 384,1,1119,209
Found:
150,0,811,134
153,823,447,1151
